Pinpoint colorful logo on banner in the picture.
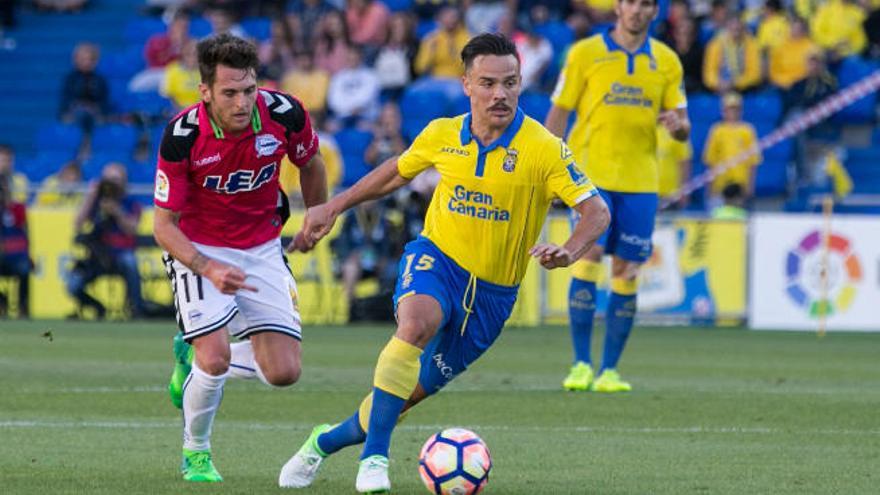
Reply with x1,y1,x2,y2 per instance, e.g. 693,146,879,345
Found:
785,230,862,317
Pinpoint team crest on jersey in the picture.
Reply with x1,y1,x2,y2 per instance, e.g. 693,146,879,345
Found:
502,148,518,172
155,170,170,202
255,133,282,158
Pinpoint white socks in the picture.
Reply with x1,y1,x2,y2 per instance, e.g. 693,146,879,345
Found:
229,340,272,386
182,362,228,452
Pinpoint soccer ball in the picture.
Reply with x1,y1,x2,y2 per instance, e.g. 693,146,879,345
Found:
418,428,492,495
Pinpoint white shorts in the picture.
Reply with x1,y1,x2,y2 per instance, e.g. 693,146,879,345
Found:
162,238,302,342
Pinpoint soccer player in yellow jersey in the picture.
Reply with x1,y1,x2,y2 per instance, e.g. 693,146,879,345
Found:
277,33,610,493
544,0,691,393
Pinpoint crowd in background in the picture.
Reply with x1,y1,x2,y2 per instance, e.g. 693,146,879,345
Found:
0,0,879,319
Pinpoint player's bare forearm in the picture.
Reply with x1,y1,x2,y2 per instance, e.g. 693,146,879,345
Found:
544,105,571,138
298,154,329,208
662,108,691,142
153,207,255,293
153,207,203,273
564,194,610,260
331,156,409,215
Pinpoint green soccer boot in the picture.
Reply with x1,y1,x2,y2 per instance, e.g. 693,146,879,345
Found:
591,369,632,393
168,333,193,409
562,361,594,391
181,448,223,482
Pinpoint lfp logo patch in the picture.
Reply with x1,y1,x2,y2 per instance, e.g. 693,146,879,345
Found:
785,230,862,318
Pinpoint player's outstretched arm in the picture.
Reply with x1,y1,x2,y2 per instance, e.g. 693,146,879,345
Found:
153,206,257,294
529,194,610,270
294,156,410,251
544,104,571,139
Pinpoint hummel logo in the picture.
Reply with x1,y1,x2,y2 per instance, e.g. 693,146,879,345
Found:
194,153,221,167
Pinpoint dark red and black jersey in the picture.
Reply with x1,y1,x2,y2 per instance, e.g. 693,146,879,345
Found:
154,89,318,249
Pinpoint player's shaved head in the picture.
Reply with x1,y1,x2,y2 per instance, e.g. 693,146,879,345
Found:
197,33,259,87
461,33,520,71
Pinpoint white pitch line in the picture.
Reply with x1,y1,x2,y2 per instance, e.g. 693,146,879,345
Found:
0,420,877,436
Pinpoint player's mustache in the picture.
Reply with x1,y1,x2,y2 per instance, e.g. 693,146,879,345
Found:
489,104,510,111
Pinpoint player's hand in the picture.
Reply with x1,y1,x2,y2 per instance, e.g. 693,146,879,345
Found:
658,111,683,133
294,203,338,251
286,231,313,253
201,258,258,294
529,243,573,270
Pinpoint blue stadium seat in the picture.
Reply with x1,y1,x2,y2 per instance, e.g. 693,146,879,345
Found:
832,57,879,124
35,123,83,155
16,151,77,182
92,124,139,154
754,159,788,197
381,0,413,12
743,89,782,125
82,152,132,181
122,91,173,117
127,160,156,185
535,21,574,58
189,17,213,38
399,81,453,140
519,91,551,121
334,128,373,187
416,20,437,39
688,93,721,123
124,17,167,45
97,46,145,80
241,17,272,41
763,136,793,161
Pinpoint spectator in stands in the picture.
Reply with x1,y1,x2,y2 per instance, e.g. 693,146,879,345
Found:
414,6,469,79
365,102,407,168
0,169,32,318
0,145,28,204
161,40,200,110
36,160,83,207
345,0,390,48
668,14,705,94
711,183,748,220
575,0,616,25
66,162,145,319
769,18,818,90
515,0,571,25
286,0,336,50
464,0,510,34
60,42,109,152
34,0,86,13
657,124,692,209
703,92,762,201
279,118,343,199
373,12,418,102
811,0,867,61
412,0,454,23
514,21,553,91
206,7,246,37
866,4,880,59
755,0,789,52
258,19,298,84
699,0,729,43
313,10,353,75
327,46,380,126
703,15,762,93
784,50,837,114
330,199,401,316
130,11,191,93
566,10,592,41
280,50,331,119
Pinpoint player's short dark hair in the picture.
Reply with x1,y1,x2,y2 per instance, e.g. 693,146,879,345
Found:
722,183,744,201
197,33,259,86
460,33,520,70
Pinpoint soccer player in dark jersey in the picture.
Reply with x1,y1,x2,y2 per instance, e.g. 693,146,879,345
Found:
153,33,328,482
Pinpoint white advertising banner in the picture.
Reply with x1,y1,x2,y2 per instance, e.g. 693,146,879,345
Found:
749,213,880,331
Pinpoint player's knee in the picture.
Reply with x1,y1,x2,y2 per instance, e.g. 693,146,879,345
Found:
396,318,436,347
198,354,230,376
263,362,301,387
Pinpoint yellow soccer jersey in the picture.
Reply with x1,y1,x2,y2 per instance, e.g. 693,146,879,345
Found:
703,122,761,195
552,32,687,193
397,109,598,286
656,125,692,198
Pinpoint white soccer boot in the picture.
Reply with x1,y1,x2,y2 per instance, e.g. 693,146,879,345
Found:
355,455,391,493
279,424,330,488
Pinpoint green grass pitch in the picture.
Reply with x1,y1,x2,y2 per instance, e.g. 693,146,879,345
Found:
1,321,878,494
